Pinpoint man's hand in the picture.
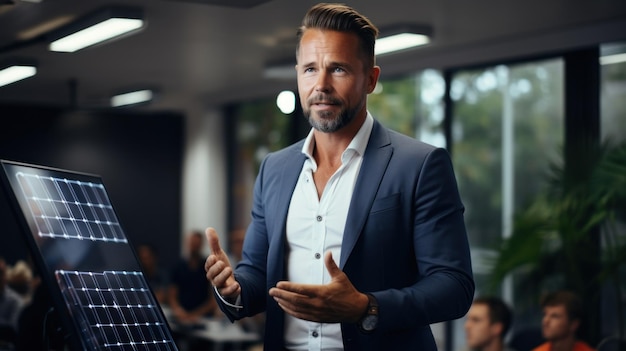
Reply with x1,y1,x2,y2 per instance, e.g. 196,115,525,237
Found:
268,251,369,323
204,227,241,299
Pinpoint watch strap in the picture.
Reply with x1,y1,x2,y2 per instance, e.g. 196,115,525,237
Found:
358,293,378,333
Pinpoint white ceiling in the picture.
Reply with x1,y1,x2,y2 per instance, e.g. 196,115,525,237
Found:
0,0,625,114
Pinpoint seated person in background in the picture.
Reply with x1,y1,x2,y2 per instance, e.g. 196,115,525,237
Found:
168,230,217,324
532,290,595,351
136,243,167,304
465,296,516,351
227,228,246,265
0,257,24,331
6,260,34,305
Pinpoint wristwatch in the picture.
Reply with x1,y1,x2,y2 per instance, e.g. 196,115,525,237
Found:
358,293,379,333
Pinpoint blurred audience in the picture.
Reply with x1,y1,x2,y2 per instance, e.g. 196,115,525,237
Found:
0,257,24,330
6,260,34,304
532,290,595,351
136,243,167,305
0,257,25,349
465,296,516,351
228,228,246,265
168,230,217,324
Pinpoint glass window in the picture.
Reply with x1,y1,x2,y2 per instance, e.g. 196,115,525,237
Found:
230,98,293,230
369,69,446,147
599,42,626,338
601,42,626,144
450,59,564,337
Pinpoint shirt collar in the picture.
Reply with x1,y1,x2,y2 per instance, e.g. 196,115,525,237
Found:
301,112,374,160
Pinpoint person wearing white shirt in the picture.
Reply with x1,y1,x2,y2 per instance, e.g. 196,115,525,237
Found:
204,3,474,350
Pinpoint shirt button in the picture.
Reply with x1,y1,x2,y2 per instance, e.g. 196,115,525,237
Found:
312,331,319,338
316,215,322,222
314,253,321,259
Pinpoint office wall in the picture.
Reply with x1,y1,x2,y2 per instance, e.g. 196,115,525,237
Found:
0,104,183,274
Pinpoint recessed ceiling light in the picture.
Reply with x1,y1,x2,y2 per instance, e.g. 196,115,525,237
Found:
375,33,431,56
0,65,37,87
49,7,144,53
375,24,432,56
111,89,154,107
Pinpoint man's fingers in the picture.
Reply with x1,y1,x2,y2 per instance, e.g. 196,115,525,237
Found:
206,227,222,255
324,251,341,278
220,282,241,297
213,265,233,284
273,282,318,298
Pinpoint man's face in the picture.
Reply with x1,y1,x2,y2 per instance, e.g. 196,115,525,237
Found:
137,246,156,269
296,29,379,133
465,303,501,350
541,305,578,341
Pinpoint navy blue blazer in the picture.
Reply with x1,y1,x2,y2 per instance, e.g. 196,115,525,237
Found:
220,119,474,351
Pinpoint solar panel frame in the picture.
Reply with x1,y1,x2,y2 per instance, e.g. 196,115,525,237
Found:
0,159,179,351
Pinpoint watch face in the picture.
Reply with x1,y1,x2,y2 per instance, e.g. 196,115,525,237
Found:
362,315,378,331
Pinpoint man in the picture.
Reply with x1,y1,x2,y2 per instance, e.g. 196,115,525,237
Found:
205,3,474,350
465,296,515,351
227,228,246,265
137,243,167,304
532,291,595,351
168,230,217,323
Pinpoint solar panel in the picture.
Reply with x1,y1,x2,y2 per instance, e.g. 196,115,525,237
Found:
0,160,178,351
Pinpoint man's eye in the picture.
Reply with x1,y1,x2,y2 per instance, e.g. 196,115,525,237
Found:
333,67,345,73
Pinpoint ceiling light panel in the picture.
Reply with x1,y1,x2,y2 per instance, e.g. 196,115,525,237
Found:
0,65,37,87
48,7,144,53
111,89,153,107
375,24,433,56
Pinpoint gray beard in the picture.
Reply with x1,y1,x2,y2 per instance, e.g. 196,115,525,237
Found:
304,106,357,133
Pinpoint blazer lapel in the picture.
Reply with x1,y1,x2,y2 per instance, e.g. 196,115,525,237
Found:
275,145,306,227
339,120,392,269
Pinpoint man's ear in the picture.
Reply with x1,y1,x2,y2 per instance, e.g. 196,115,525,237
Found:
491,322,503,338
366,66,381,94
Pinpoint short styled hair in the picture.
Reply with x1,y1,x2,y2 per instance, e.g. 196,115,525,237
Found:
473,296,513,337
296,3,379,69
540,290,584,321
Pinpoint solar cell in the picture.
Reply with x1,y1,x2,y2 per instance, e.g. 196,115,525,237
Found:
16,172,126,243
56,270,175,351
0,160,178,351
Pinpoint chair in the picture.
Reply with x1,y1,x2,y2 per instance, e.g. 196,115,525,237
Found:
509,327,544,351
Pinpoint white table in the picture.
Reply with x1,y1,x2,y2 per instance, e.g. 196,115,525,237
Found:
161,306,260,351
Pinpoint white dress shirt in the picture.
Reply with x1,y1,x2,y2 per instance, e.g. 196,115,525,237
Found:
284,113,373,351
